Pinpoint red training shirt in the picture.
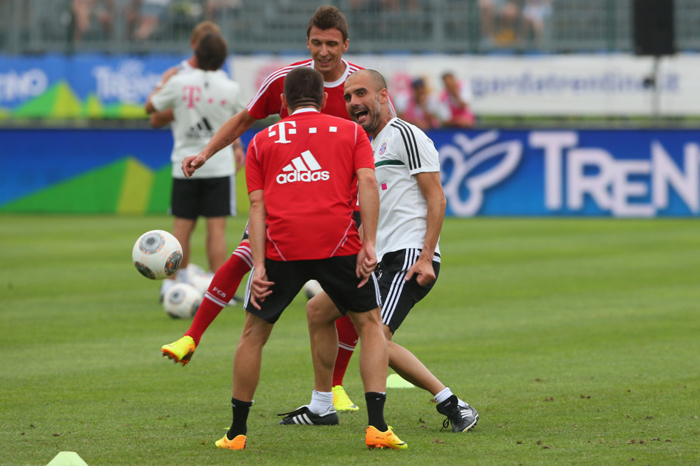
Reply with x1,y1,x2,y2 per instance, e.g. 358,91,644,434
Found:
246,108,374,261
247,59,363,121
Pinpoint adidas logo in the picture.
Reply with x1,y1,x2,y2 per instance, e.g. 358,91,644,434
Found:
186,117,214,139
276,150,330,184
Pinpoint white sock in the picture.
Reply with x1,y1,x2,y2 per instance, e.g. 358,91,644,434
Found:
434,387,454,404
175,268,190,284
308,390,333,414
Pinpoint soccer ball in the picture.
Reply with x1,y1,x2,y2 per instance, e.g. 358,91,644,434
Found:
132,230,183,280
162,283,202,319
303,279,323,300
187,263,214,295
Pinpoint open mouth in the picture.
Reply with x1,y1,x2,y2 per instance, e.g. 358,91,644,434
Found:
354,109,369,124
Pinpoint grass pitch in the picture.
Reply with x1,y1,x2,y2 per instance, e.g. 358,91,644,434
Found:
1,214,699,466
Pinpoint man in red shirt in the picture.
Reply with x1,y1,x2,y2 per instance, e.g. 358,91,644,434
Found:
213,67,406,451
161,9,364,410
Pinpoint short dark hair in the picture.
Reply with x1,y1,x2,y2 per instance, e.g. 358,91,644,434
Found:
284,67,324,111
307,5,349,42
195,33,227,71
191,21,221,45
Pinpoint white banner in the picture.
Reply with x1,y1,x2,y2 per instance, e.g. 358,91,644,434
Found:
228,53,700,117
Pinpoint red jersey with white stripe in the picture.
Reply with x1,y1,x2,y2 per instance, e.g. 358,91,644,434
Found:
246,108,374,261
247,59,363,120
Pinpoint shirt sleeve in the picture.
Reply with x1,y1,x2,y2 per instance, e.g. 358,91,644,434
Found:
246,74,283,120
410,131,440,175
245,137,264,194
150,79,178,112
393,122,440,175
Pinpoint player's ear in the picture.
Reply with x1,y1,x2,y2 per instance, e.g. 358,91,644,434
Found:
342,39,349,53
321,92,328,110
281,93,290,113
379,88,389,103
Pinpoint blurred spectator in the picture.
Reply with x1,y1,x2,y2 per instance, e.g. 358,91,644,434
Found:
71,0,114,43
521,0,552,46
394,77,442,131
438,72,475,128
133,0,171,40
479,0,519,46
350,0,417,13
205,0,241,22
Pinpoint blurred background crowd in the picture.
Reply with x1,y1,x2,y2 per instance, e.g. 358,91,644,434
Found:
1,0,699,55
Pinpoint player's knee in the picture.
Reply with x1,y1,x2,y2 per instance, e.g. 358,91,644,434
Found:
306,296,328,325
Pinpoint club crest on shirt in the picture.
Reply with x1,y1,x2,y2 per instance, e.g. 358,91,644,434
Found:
378,141,388,155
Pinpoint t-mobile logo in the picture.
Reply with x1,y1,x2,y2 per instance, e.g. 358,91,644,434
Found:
269,121,297,144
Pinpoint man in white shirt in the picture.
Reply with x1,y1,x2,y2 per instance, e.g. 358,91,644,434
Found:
146,32,246,290
293,69,480,433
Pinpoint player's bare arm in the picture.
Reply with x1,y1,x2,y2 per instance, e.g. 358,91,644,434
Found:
182,109,257,178
405,171,446,286
355,167,379,287
233,142,245,173
247,189,274,309
149,109,175,128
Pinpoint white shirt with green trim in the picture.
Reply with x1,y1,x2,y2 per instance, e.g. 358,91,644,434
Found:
371,117,441,262
151,69,245,179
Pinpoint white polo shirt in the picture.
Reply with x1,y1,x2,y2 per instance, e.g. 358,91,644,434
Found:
371,117,441,261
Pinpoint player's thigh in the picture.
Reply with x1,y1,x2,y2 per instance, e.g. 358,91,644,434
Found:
243,259,311,324
314,255,381,316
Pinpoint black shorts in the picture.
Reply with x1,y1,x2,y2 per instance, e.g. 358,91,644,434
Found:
243,255,381,324
353,210,362,229
240,220,250,241
377,248,440,334
171,176,234,220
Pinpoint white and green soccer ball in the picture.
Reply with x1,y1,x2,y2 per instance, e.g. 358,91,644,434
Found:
162,283,202,319
132,230,183,280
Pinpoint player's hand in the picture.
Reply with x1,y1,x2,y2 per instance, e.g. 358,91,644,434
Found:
249,267,274,310
356,244,377,288
182,153,207,178
405,257,436,287
234,145,245,173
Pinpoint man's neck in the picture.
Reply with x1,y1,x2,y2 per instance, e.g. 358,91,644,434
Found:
320,60,347,83
368,113,394,139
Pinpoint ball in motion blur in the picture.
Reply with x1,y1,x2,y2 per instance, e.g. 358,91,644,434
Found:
303,279,323,300
162,283,202,319
132,230,183,280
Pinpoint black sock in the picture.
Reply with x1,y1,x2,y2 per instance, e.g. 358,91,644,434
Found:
365,392,388,431
227,397,253,440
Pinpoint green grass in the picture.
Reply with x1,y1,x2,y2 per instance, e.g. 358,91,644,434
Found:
1,215,699,466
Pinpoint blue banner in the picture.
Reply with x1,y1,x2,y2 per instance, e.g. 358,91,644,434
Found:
1,128,698,217
433,129,700,217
